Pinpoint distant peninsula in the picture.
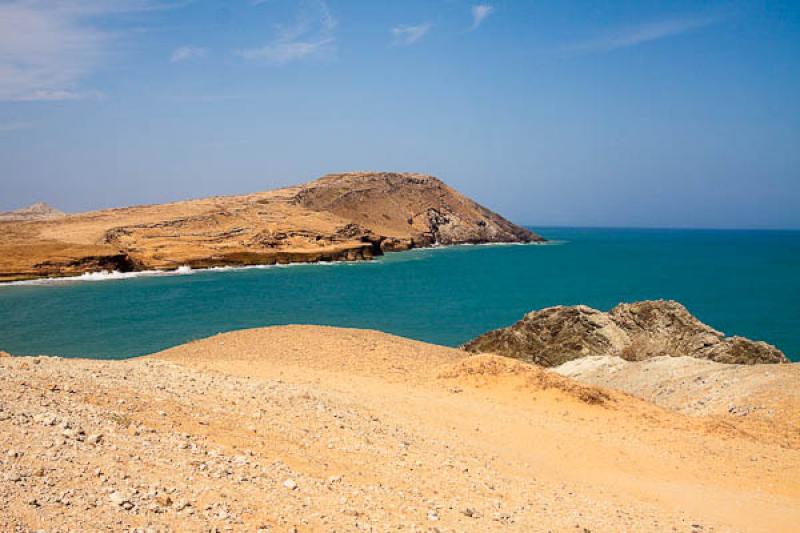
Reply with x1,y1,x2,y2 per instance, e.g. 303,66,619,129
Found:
0,172,542,282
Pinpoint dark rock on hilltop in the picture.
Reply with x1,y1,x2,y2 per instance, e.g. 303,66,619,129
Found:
462,300,789,366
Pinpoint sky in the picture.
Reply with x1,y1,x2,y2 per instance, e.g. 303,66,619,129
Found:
0,0,798,229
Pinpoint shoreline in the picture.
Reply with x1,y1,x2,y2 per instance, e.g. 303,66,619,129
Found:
0,240,556,287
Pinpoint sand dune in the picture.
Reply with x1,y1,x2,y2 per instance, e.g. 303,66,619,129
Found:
2,326,799,531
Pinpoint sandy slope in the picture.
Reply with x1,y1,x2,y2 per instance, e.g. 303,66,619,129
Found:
555,355,800,448
2,326,799,532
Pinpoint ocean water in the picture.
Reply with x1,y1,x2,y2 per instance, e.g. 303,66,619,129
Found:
0,227,798,361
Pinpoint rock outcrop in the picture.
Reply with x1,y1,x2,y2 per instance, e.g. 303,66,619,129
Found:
0,172,542,282
462,300,789,366
0,202,64,222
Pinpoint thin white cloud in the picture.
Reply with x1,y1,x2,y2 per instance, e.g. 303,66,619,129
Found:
170,45,206,63
391,23,432,46
471,4,494,30
0,1,187,102
237,0,336,65
568,16,718,53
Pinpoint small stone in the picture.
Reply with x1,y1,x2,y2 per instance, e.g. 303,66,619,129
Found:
87,433,103,445
156,493,173,507
283,479,298,490
109,490,132,509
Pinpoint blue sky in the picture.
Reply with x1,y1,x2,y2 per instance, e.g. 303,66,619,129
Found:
0,0,798,229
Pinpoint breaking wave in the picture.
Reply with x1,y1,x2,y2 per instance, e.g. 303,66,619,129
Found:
3,260,355,287
6,265,197,286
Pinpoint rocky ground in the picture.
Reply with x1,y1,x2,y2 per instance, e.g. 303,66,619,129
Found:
2,326,799,532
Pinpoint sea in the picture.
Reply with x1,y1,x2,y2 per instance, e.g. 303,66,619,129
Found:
0,227,798,361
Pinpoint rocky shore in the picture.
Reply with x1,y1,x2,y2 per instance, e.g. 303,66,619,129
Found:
0,172,542,282
1,326,799,531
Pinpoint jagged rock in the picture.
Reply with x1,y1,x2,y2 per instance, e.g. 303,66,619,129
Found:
462,300,789,366
0,172,542,282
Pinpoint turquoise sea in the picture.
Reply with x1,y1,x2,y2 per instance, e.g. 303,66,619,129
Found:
0,227,798,361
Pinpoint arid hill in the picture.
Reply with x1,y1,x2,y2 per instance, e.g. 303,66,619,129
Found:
0,202,64,222
0,172,542,282
463,300,789,366
1,326,799,531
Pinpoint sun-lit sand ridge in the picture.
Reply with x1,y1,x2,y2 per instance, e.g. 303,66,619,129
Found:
2,326,799,531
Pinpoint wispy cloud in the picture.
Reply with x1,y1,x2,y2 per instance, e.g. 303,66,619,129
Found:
568,16,719,53
0,1,187,102
237,0,336,65
391,23,432,46
470,4,494,30
170,45,206,63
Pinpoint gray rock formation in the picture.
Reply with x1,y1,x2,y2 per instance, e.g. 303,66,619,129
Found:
462,300,789,366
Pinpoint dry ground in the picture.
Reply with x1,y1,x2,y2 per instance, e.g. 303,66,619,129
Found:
2,326,799,532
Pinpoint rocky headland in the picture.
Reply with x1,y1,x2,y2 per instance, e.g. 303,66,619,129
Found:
462,300,789,366
0,172,542,282
1,326,799,532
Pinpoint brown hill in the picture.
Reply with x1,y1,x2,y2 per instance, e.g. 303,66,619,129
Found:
462,300,789,366
0,172,541,282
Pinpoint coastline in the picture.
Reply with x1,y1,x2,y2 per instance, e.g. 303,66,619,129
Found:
0,240,555,286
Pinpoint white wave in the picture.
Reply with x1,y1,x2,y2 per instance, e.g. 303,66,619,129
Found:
2,258,363,287
6,266,197,286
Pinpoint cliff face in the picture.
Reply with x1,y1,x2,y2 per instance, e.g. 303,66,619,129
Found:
0,172,541,281
462,300,789,366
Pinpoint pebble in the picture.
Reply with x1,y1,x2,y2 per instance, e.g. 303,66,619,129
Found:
109,490,133,510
